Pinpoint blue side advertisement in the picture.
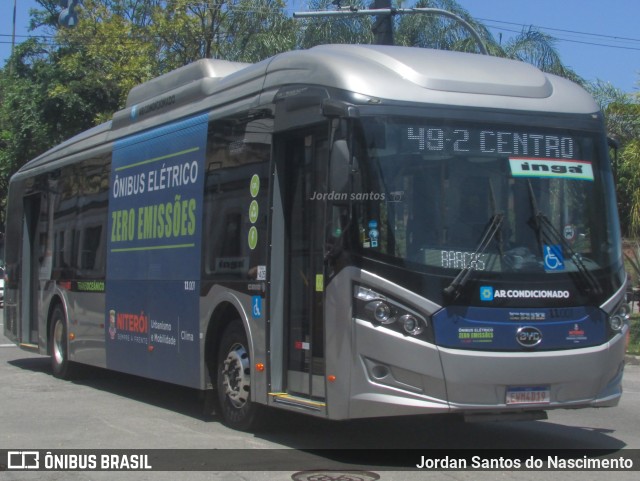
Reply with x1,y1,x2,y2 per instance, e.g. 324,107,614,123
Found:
105,114,208,388
433,305,607,351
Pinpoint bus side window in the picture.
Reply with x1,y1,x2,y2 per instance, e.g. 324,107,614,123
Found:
80,225,102,270
51,155,109,280
203,116,271,281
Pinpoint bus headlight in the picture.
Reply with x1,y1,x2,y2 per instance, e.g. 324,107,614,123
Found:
399,314,423,336
607,300,629,336
354,284,431,340
609,308,629,332
366,300,395,324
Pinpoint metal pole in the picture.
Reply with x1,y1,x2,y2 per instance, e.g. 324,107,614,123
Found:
10,0,17,74
370,0,393,46
294,7,489,55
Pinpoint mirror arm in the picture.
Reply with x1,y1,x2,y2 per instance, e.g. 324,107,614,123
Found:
321,99,360,119
607,136,619,184
324,107,359,263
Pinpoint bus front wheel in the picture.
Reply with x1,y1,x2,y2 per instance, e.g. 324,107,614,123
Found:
49,305,74,379
216,322,262,431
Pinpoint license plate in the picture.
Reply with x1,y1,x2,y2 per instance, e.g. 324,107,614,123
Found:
506,386,550,405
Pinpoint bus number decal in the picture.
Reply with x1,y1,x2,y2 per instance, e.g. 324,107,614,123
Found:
441,250,486,271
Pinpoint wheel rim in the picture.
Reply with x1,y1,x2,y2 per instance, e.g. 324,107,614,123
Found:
53,320,65,366
221,342,250,408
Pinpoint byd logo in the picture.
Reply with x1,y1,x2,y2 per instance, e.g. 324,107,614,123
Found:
516,326,543,347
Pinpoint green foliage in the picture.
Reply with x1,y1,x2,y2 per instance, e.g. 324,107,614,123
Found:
628,314,640,355
500,27,581,82
0,40,52,216
223,0,297,62
395,0,496,54
588,81,640,237
298,0,374,47
588,80,640,144
619,140,640,237
625,241,640,285
147,0,295,69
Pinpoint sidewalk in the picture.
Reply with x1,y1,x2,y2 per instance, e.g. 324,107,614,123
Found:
626,354,640,365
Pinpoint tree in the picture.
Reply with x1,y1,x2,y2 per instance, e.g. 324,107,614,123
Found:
621,140,640,237
589,80,640,145
53,1,159,121
297,0,374,48
395,0,497,54
500,27,581,82
588,79,640,237
297,0,579,84
149,0,295,67
0,1,159,227
0,39,63,222
222,0,297,62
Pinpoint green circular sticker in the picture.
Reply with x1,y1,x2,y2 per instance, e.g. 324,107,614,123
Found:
248,226,258,250
249,200,259,224
250,174,260,198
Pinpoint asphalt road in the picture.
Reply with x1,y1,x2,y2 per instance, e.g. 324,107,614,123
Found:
1,309,639,481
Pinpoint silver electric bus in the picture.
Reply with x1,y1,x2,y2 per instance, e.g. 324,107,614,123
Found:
3,44,629,430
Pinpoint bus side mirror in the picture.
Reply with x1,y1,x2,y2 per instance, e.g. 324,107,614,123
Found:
329,139,351,195
326,139,353,262
323,98,359,195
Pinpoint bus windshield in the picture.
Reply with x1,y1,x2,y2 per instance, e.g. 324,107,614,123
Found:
354,115,621,276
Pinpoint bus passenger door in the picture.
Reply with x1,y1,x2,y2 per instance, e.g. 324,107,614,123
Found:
273,129,328,403
21,193,52,346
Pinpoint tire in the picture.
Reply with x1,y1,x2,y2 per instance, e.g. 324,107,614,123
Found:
49,305,74,379
216,322,263,431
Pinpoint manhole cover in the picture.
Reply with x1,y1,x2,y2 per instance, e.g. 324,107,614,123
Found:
291,471,380,481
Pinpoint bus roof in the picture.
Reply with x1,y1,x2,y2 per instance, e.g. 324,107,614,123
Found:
260,44,596,113
17,44,599,174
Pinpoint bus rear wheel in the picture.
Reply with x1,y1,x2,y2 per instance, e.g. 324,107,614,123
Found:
216,322,262,431
49,305,74,379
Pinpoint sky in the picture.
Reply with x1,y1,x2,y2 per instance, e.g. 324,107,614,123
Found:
0,0,639,93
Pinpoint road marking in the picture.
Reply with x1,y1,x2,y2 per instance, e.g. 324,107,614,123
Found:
0,344,16,348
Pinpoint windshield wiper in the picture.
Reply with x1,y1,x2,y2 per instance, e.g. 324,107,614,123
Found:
488,179,505,257
525,181,603,296
444,212,504,300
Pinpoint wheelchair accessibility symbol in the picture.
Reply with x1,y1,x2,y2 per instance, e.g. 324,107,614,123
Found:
252,296,262,318
543,244,565,271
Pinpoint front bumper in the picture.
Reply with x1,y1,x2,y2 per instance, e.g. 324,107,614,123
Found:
343,318,626,419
